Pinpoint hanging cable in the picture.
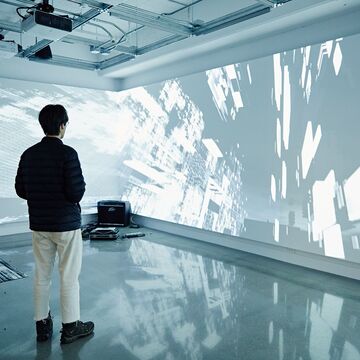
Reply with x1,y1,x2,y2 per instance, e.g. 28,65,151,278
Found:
16,6,37,20
91,18,127,53
86,22,114,50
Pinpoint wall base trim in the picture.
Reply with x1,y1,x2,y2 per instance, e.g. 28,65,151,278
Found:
2,213,359,280
133,214,360,281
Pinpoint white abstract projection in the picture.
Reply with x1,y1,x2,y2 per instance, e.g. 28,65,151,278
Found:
1,33,360,261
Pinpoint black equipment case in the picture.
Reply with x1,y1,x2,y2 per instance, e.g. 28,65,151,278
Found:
97,200,131,227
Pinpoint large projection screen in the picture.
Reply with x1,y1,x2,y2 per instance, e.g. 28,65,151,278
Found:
1,32,360,263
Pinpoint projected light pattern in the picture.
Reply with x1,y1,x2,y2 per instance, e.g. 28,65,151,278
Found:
1,32,360,261
0,78,247,236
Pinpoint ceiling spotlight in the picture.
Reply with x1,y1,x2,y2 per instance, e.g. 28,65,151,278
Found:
90,45,100,54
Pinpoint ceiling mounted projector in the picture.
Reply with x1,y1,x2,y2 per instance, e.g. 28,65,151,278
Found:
21,10,72,41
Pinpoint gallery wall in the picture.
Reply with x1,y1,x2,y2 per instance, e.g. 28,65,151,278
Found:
1,32,360,264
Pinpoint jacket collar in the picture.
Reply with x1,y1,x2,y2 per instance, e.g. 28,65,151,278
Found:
41,136,63,144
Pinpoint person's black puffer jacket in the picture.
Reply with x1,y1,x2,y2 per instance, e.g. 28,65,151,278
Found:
15,137,86,232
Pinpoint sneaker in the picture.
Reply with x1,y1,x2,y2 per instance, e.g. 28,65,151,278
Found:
36,312,53,342
60,320,94,344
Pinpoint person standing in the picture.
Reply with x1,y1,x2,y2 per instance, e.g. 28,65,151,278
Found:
15,104,94,344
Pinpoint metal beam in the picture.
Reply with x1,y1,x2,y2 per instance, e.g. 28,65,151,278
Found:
193,4,271,36
112,45,136,55
136,34,186,56
21,39,53,58
61,34,104,46
18,4,112,58
29,54,98,70
254,0,276,6
109,4,193,36
72,5,112,29
0,20,21,33
99,34,186,70
98,53,135,70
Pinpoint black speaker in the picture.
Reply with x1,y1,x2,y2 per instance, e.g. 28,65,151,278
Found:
97,201,131,227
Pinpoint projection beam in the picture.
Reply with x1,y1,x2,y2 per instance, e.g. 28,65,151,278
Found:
109,4,194,36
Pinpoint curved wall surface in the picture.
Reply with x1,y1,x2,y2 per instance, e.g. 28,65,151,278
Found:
1,32,360,264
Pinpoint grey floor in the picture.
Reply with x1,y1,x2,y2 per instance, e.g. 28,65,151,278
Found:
0,228,360,360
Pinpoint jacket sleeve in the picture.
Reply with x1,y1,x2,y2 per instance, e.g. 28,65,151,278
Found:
64,149,86,203
15,155,27,200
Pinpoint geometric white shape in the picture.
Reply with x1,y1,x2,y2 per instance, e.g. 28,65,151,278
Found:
312,170,336,241
283,66,291,150
309,302,333,360
335,182,345,210
343,167,360,221
202,138,223,158
325,40,333,57
247,64,252,84
281,161,287,199
271,174,276,202
321,293,343,331
273,53,282,112
352,235,359,250
316,41,333,80
333,42,342,76
232,91,243,109
274,218,280,242
269,321,274,344
301,57,307,89
305,69,312,103
279,329,284,360
301,121,322,179
323,224,345,259
305,45,311,66
224,64,237,80
296,169,300,187
276,118,281,158
123,159,168,185
273,282,278,305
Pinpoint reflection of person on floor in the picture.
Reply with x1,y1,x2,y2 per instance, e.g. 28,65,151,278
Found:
15,104,94,345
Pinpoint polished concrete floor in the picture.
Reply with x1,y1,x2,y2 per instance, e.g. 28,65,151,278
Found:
0,228,360,360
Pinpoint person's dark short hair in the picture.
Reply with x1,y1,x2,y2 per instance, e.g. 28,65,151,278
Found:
39,104,68,135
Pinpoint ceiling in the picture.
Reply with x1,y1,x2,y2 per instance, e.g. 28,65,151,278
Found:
0,0,291,72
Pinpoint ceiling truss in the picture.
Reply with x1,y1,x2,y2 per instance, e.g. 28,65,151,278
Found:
0,0,290,72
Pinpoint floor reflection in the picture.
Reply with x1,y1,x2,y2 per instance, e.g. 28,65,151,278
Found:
0,232,359,359
89,237,360,360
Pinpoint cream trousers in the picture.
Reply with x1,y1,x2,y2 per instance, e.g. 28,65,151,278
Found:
32,229,82,323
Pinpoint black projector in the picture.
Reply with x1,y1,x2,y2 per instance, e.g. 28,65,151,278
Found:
97,201,131,227
21,10,72,41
